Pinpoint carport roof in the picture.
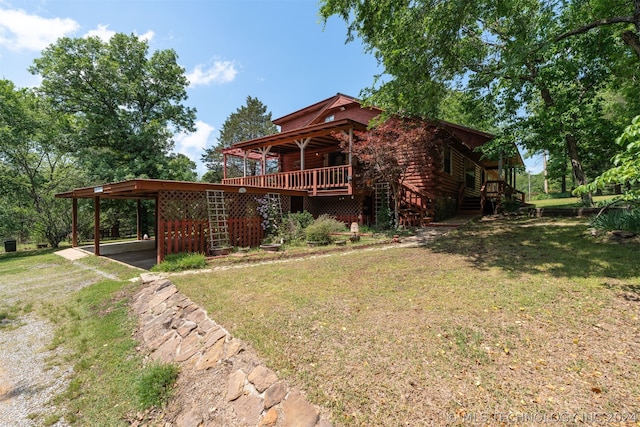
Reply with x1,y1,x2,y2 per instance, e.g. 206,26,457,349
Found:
55,178,307,200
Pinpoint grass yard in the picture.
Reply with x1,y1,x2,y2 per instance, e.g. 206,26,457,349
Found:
173,217,640,426
531,194,616,208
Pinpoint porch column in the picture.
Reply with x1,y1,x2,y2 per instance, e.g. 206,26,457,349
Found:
498,152,503,180
243,151,248,177
156,194,162,265
348,127,353,166
259,146,272,175
71,198,78,247
295,138,310,170
223,153,228,180
93,196,100,256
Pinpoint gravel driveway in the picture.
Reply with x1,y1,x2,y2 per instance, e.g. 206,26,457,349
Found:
0,315,71,426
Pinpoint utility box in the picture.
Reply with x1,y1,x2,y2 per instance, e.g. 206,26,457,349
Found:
3,239,17,252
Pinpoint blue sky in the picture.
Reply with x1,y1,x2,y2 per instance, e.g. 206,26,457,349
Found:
0,0,542,175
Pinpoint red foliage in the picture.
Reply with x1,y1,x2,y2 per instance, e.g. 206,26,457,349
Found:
335,116,441,225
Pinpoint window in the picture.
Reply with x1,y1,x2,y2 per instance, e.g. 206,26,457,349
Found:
324,115,335,123
443,146,452,174
465,159,476,189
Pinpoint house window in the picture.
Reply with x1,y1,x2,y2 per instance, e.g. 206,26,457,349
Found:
465,159,476,189
443,146,452,174
324,115,335,123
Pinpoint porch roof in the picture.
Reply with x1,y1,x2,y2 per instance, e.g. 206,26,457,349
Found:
223,118,368,156
55,178,307,200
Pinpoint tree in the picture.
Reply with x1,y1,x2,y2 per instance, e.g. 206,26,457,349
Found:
30,33,197,183
575,115,640,199
320,0,640,206
336,117,439,227
0,80,84,247
201,96,278,182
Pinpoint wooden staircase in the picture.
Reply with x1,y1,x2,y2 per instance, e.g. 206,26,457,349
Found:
398,183,435,227
458,196,483,215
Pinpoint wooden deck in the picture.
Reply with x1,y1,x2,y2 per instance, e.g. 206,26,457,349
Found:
223,165,353,196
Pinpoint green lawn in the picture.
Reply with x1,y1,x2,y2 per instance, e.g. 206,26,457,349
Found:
3,218,639,426
530,194,616,208
172,217,640,426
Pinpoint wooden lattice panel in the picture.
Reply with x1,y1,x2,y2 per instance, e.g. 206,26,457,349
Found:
158,190,208,221
157,190,291,257
306,196,363,224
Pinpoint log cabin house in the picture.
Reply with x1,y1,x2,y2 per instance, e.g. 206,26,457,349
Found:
222,93,525,226
56,94,524,265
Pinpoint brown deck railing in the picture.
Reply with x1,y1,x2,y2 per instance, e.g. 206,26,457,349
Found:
481,180,526,213
223,165,352,195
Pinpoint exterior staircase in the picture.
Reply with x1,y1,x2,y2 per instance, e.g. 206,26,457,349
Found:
397,183,435,227
458,196,483,215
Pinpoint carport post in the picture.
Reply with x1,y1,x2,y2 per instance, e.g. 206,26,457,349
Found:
94,196,100,256
137,199,142,240
72,198,78,247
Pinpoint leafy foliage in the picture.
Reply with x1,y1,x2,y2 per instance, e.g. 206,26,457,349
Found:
304,215,347,244
278,211,315,243
0,80,84,246
336,116,439,227
30,33,196,182
575,115,640,199
590,208,640,233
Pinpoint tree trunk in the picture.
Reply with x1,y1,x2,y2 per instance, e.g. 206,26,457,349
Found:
565,134,593,206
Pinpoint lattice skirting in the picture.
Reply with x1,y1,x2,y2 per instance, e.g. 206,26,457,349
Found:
304,196,364,224
157,190,282,257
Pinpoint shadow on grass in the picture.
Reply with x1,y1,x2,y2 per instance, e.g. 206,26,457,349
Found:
429,217,639,280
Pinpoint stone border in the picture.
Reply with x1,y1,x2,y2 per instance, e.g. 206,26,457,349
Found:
133,274,332,427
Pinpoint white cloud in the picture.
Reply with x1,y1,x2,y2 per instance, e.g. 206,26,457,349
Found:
0,7,79,51
187,60,237,87
84,25,155,43
84,24,115,42
174,120,215,160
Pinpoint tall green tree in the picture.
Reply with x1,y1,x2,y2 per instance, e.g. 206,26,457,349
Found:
30,33,197,183
201,96,278,182
0,79,84,247
320,0,640,205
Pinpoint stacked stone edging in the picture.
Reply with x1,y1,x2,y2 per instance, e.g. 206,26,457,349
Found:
133,274,332,427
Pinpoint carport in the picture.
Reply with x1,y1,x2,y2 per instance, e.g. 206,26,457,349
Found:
56,179,305,267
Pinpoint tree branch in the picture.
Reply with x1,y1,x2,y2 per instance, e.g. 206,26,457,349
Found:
555,16,635,42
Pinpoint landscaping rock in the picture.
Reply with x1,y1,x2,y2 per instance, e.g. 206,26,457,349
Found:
258,407,279,426
283,390,319,427
227,370,246,401
264,382,288,409
133,278,332,427
248,365,278,393
233,394,264,426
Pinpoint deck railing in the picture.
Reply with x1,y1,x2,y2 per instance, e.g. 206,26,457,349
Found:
223,165,352,195
481,180,526,213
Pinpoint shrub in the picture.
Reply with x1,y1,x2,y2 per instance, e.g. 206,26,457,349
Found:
278,211,314,243
136,362,180,409
305,215,347,244
590,208,640,233
151,252,206,272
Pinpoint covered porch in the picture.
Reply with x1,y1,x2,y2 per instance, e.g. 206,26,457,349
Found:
222,118,367,196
